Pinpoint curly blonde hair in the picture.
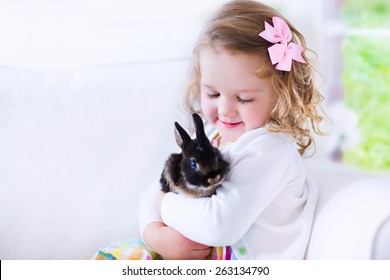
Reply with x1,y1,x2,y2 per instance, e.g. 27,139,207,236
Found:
183,0,325,155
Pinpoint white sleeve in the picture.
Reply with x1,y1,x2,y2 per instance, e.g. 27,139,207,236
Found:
160,132,300,247
138,178,162,240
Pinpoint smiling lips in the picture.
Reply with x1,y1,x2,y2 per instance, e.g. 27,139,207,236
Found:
219,120,243,128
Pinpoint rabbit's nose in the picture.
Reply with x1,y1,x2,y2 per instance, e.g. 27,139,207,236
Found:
207,175,221,185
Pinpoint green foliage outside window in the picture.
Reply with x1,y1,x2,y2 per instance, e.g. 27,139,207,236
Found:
342,0,390,28
341,0,390,171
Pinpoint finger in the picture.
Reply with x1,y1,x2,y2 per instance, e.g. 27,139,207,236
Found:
191,247,212,260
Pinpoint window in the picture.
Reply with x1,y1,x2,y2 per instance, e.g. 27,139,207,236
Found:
341,0,390,171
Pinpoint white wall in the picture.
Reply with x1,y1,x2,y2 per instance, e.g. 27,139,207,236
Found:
0,0,228,68
0,0,325,69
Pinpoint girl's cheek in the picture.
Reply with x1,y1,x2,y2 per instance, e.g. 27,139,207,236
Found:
201,105,215,124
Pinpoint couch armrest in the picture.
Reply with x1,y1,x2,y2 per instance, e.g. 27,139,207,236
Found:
372,214,390,259
306,177,390,259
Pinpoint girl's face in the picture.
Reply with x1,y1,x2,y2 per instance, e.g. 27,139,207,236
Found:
199,49,274,144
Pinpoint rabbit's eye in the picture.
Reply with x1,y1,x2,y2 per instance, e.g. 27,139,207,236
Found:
191,159,197,170
216,155,220,161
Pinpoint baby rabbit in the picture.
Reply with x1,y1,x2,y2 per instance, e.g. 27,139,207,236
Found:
160,113,229,198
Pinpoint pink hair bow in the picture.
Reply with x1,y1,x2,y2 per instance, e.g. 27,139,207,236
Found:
259,17,306,71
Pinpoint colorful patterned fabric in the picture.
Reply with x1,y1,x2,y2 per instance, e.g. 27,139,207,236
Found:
92,239,233,260
211,133,222,148
210,246,233,260
93,239,162,260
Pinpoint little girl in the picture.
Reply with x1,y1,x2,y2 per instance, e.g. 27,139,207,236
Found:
94,0,325,260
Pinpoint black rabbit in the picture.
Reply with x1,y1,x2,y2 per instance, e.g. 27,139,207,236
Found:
160,113,230,198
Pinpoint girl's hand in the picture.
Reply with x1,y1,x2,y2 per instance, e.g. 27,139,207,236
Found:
143,221,211,260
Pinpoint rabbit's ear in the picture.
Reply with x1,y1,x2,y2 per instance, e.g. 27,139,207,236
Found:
174,121,191,149
192,113,207,141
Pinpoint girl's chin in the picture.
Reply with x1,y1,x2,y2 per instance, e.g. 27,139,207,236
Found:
217,128,242,143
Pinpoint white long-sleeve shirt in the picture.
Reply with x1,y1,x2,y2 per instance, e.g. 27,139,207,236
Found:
139,126,318,259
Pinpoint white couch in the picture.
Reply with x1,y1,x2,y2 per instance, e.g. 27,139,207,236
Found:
304,161,390,259
1,59,389,260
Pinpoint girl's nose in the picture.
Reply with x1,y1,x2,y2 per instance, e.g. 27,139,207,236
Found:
218,98,236,118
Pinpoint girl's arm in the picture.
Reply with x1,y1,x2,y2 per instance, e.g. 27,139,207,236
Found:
143,221,211,260
160,133,303,246
139,180,211,259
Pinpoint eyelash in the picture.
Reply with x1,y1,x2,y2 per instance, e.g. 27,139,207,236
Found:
207,93,254,104
237,97,254,104
207,93,220,99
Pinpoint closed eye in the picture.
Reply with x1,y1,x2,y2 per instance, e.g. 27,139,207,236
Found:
237,97,254,104
207,92,220,99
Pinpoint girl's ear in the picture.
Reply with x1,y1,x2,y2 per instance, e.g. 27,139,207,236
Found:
174,121,191,149
192,113,207,141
